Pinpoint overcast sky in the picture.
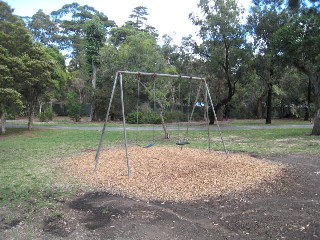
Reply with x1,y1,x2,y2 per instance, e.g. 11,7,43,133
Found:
6,0,251,44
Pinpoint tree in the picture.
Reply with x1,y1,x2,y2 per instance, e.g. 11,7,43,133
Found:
125,6,148,30
190,0,249,123
117,31,166,72
0,2,32,56
0,1,31,132
99,29,173,136
50,3,114,69
288,0,320,11
124,6,158,38
66,91,81,122
109,26,137,47
0,88,23,134
247,0,288,124
26,10,58,46
17,44,56,130
0,47,23,134
44,46,69,100
84,16,106,121
273,8,320,134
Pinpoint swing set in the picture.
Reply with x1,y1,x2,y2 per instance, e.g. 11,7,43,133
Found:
94,71,227,176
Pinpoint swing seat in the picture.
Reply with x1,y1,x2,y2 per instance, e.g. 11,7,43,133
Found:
176,141,190,146
143,143,155,148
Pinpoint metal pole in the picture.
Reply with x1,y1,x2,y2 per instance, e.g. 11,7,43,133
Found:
119,73,131,177
190,83,202,121
136,75,140,144
94,72,119,171
204,80,228,156
204,83,211,152
119,71,205,81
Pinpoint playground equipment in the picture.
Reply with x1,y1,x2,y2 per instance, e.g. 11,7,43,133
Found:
94,71,227,176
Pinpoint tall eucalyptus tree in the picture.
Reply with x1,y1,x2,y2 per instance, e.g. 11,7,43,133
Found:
247,0,288,124
190,0,250,123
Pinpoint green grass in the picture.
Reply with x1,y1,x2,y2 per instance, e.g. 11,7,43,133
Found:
227,118,311,126
7,117,312,128
218,128,320,156
0,128,122,213
0,126,319,216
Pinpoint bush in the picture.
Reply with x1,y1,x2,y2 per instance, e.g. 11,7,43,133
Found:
126,111,143,124
143,111,161,124
38,112,46,122
164,110,186,123
66,92,81,122
126,110,161,124
38,107,54,122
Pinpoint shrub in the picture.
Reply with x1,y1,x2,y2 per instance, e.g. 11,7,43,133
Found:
126,111,143,124
143,111,161,124
127,110,161,124
66,92,81,122
164,110,186,123
38,112,47,122
38,107,55,122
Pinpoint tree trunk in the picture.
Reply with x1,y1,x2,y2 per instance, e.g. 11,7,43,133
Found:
216,106,224,121
89,61,97,122
204,108,208,122
257,97,263,119
209,106,215,125
28,104,35,131
304,77,312,121
38,100,44,114
310,73,320,135
266,83,273,124
311,108,320,135
1,110,6,134
159,108,169,139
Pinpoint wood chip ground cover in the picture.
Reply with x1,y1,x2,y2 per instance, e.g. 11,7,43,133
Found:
62,147,285,202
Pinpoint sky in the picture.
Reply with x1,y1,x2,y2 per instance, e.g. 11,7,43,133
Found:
5,0,251,45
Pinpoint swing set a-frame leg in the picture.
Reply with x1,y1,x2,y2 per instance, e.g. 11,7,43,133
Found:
204,80,228,157
94,72,119,171
95,72,131,177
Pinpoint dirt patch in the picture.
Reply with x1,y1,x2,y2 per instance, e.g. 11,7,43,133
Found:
0,218,21,231
43,214,75,237
62,146,284,202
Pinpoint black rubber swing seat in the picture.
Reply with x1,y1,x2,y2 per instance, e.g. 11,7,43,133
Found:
176,141,190,146
143,143,155,148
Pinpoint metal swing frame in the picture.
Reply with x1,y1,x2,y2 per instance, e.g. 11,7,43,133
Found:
94,71,228,176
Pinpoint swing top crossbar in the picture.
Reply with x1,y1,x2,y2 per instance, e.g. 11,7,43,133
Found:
118,71,205,81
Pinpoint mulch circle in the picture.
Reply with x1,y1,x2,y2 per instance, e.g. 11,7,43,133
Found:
62,146,285,202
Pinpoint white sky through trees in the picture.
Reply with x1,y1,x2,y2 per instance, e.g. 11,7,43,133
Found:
6,0,251,44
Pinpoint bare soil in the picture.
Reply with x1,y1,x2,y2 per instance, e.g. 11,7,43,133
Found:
1,153,320,239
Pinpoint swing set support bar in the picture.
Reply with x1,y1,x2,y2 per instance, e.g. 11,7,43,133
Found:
118,71,205,81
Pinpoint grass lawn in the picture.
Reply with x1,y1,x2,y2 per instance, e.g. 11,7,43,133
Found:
226,118,312,126
6,117,312,128
0,126,319,221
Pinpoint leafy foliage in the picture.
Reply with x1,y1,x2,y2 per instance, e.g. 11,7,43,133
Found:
66,91,82,122
190,0,249,122
38,107,54,122
26,10,58,46
126,110,161,124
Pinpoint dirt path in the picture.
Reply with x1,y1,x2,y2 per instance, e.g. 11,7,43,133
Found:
1,154,319,239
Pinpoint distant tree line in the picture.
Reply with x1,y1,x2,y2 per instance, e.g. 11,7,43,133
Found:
0,0,319,135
